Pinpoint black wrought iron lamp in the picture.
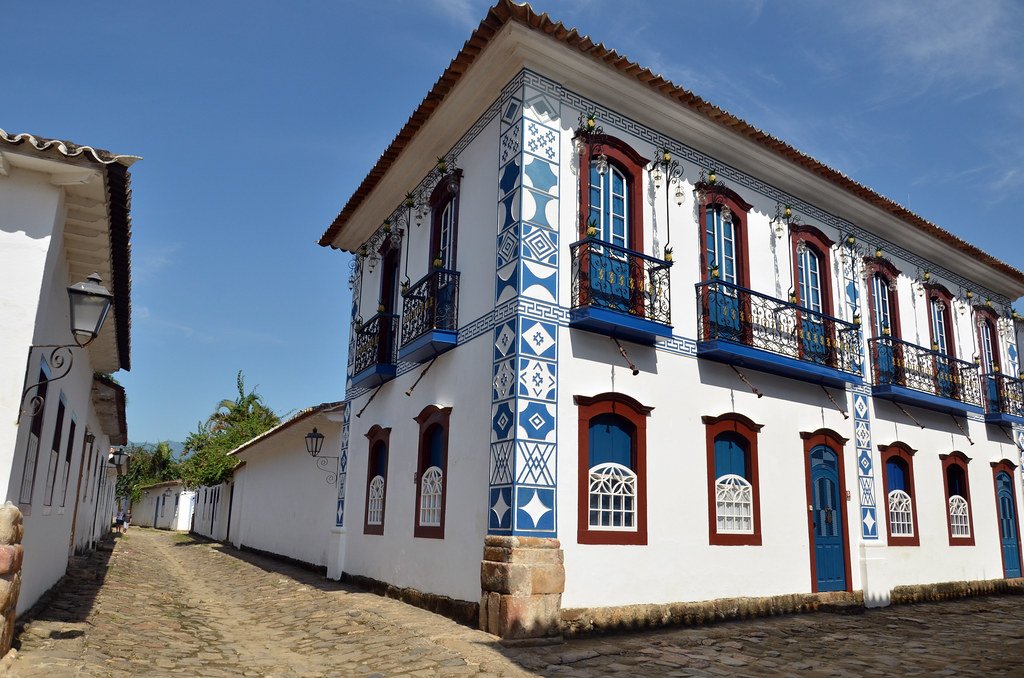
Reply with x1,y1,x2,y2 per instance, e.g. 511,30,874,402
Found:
109,447,129,477
18,273,114,423
648,148,684,261
304,427,339,485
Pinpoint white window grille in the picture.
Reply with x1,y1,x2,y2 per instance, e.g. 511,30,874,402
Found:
888,489,914,536
367,475,385,526
715,474,754,534
949,495,971,538
419,466,443,527
588,462,637,530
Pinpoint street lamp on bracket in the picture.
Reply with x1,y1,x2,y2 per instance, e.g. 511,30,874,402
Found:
305,427,339,486
18,273,115,424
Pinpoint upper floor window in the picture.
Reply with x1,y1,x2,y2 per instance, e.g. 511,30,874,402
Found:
941,452,974,545
880,442,919,546
927,285,957,357
699,186,751,285
578,135,646,251
865,258,902,340
429,171,462,271
414,405,451,539
575,393,651,545
975,307,1001,374
364,425,391,536
703,413,763,545
790,226,835,315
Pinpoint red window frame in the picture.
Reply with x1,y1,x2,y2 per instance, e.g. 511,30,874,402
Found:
864,257,903,340
702,413,763,546
879,441,920,547
697,183,752,285
577,134,647,251
574,392,652,545
940,451,975,546
974,305,1001,373
789,224,835,317
429,169,462,270
413,405,451,539
363,425,391,536
925,283,958,358
801,428,853,593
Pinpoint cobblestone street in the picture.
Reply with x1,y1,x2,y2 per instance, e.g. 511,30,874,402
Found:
10,528,1024,676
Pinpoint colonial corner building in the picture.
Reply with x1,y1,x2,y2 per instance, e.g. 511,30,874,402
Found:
0,129,134,626
312,1,1024,641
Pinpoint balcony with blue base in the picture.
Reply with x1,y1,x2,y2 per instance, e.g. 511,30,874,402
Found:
398,269,459,363
695,280,863,389
983,372,1024,425
350,313,398,389
868,336,983,416
569,238,673,345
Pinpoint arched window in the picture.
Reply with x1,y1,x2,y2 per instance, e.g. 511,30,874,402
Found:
865,258,902,339
704,413,763,545
578,135,646,251
699,186,751,285
414,406,451,539
975,307,1001,375
363,425,390,535
941,452,973,544
927,285,957,358
575,393,651,545
880,442,919,546
429,171,462,271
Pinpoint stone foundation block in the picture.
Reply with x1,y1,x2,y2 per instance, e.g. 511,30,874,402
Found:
0,546,23,576
0,506,23,546
480,536,564,642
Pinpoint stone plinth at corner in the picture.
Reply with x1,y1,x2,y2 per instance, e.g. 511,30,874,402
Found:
479,535,564,644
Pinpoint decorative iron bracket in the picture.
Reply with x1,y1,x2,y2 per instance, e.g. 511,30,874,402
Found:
314,455,340,486
17,345,75,424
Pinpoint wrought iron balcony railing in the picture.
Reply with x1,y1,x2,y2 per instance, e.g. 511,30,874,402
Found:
983,372,1024,420
352,313,398,377
570,238,672,326
696,279,862,377
869,336,982,407
400,269,460,349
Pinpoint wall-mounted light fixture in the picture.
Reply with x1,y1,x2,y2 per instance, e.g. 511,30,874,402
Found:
648,147,684,259
19,274,114,424
304,427,338,485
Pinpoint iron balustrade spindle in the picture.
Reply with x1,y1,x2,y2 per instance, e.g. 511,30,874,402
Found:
400,269,460,348
868,336,982,407
982,372,1024,418
695,279,862,376
352,313,399,376
570,238,672,325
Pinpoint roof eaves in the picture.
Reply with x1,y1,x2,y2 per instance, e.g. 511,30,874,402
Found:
226,401,345,457
318,0,1024,288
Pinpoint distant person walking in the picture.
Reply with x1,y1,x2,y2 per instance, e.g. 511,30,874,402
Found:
125,511,132,532
115,509,125,534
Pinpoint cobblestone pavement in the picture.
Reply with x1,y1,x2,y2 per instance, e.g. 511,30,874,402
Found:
10,528,1024,676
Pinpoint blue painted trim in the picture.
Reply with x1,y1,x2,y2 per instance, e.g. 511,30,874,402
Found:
872,384,985,416
351,363,397,390
569,306,673,345
697,339,863,388
985,411,1024,426
398,330,458,363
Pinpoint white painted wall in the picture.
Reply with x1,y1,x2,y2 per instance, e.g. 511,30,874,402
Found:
192,480,233,541
227,413,340,567
133,483,194,531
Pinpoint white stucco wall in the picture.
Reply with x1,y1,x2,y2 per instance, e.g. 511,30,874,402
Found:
192,481,233,542
227,413,340,567
134,483,193,531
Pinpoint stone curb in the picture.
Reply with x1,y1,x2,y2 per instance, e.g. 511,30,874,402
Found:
890,577,1024,604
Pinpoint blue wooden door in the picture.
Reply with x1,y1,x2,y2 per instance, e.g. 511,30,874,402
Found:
996,471,1021,578
154,497,160,526
810,445,846,591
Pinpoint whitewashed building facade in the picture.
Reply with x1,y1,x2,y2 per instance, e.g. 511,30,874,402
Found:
0,129,135,614
318,1,1024,640
134,480,194,532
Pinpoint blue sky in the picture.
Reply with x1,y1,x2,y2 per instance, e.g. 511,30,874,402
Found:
3,1,1022,443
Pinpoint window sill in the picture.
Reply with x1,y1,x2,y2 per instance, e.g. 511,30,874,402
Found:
710,531,762,546
887,535,920,547
578,528,647,545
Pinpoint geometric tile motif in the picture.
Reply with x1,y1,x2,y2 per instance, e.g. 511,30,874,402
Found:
501,97,521,127
516,486,555,531
524,155,558,195
493,358,516,401
492,400,515,441
855,421,871,450
515,441,555,485
520,321,556,359
852,388,878,540
494,322,517,360
489,485,513,530
523,189,555,228
335,401,351,527
500,122,522,166
518,358,556,401
490,441,513,484
858,449,873,475
497,227,520,268
861,506,878,538
524,121,558,162
524,92,558,124
854,395,869,420
521,260,557,302
859,476,875,505
499,158,521,198
522,224,557,265
518,400,556,442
